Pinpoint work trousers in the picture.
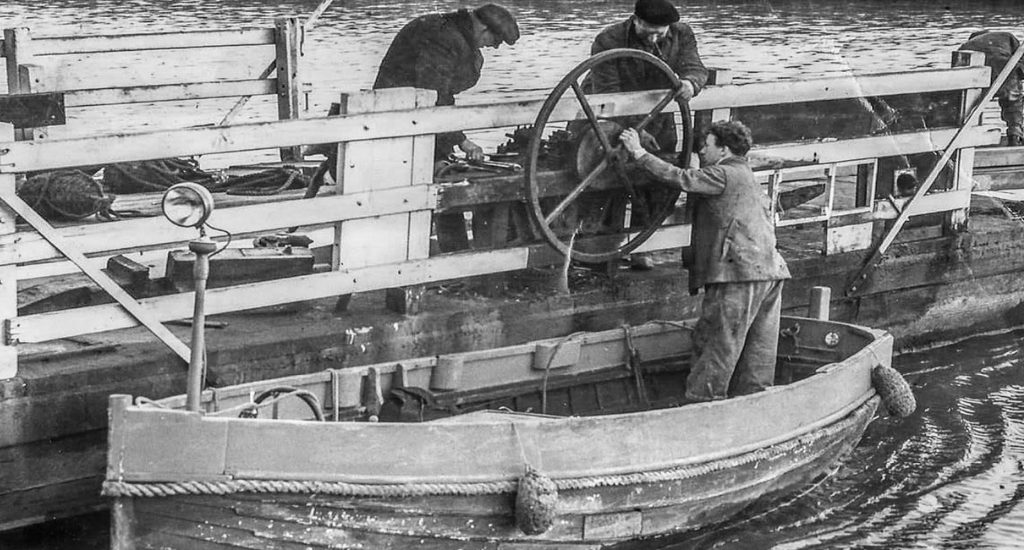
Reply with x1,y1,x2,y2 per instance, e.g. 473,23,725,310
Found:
685,279,785,402
999,90,1024,139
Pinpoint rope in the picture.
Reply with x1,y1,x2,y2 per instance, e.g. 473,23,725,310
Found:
104,396,878,499
18,170,116,220
539,331,588,414
622,324,649,408
208,387,325,420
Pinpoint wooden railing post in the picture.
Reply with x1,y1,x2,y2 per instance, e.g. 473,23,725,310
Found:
275,17,302,162
3,28,31,95
0,122,18,379
949,50,987,233
691,68,731,164
3,28,37,141
333,88,436,314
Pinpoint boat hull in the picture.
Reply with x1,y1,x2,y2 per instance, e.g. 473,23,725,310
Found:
113,396,879,549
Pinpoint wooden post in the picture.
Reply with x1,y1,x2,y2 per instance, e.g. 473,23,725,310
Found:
0,122,17,379
3,28,36,141
333,88,435,315
948,50,987,233
274,17,302,162
3,28,31,95
691,68,732,159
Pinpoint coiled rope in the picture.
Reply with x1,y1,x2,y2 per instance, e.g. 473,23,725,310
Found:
103,395,878,498
18,170,119,220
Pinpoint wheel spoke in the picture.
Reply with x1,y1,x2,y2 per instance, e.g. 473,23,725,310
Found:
570,80,615,156
525,48,689,263
633,86,682,133
544,157,610,226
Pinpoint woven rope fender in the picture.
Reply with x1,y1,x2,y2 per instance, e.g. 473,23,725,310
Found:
18,170,115,220
515,465,558,535
872,364,916,417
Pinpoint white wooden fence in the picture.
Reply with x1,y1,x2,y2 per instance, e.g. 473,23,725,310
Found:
0,50,1000,378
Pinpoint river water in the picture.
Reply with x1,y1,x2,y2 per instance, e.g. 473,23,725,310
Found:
2,0,1024,548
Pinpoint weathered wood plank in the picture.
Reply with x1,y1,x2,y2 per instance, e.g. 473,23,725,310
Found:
11,249,530,342
0,186,433,266
30,28,277,55
0,124,17,378
64,79,277,107
0,79,999,172
28,45,278,92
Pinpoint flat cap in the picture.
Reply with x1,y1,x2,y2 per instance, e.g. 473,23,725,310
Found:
634,0,680,26
474,4,520,45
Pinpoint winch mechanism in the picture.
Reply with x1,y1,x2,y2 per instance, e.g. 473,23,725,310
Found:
524,49,693,263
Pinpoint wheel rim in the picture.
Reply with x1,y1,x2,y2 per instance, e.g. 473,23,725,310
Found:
524,48,691,263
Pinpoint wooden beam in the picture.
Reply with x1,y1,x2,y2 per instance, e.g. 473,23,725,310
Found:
64,80,277,108
11,249,530,342
28,29,276,56
0,74,1001,173
0,185,433,266
0,124,16,378
33,45,278,94
0,189,190,360
273,17,301,161
704,66,990,110
0,123,993,269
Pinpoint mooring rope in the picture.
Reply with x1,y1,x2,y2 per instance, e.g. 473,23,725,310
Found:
103,396,878,498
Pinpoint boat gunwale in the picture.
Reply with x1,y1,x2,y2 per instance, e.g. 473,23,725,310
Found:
108,317,892,486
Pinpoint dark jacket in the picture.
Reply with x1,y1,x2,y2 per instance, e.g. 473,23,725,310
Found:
373,9,482,157
584,17,709,151
588,18,709,95
959,31,1023,97
636,154,790,291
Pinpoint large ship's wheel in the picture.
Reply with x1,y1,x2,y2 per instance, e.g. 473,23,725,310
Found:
525,48,692,263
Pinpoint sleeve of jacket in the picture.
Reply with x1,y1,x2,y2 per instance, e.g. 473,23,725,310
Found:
636,154,726,195
670,24,709,94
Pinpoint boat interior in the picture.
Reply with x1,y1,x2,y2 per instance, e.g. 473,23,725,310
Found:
145,317,880,424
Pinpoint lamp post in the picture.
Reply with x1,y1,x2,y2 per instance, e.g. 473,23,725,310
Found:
161,183,216,412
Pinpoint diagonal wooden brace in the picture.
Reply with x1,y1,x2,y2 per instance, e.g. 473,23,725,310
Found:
845,40,1024,296
0,190,191,362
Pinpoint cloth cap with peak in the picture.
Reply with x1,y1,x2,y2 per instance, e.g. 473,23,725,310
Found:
474,4,520,45
634,0,680,26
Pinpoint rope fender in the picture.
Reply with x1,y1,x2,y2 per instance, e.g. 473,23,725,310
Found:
102,395,878,500
871,364,916,417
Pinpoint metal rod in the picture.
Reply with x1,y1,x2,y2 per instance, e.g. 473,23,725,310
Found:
185,236,219,412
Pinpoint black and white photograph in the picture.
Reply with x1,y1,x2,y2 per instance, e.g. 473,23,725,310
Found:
1,1,1023,548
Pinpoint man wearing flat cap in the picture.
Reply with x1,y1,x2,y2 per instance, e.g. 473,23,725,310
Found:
581,0,708,269
374,4,520,251
588,0,708,153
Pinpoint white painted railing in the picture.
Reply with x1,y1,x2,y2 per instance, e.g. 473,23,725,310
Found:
0,52,1000,378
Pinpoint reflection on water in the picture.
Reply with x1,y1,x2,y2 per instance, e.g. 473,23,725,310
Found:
2,1,1024,548
5,0,1024,97
614,327,1024,549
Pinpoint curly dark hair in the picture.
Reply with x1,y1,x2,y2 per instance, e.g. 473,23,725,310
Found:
707,121,753,156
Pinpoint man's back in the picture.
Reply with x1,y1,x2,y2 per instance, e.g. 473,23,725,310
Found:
372,11,482,106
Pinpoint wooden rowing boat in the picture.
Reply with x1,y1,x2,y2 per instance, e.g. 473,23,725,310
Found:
103,313,904,549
